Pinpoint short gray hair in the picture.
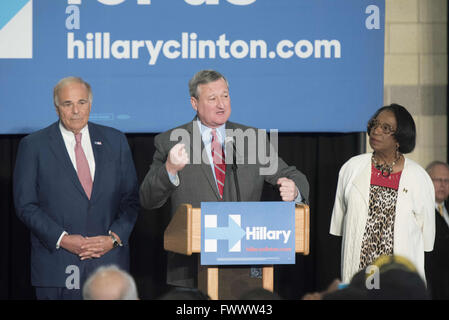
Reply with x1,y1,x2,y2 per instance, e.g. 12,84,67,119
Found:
426,161,449,175
82,265,138,300
188,70,228,99
53,76,92,107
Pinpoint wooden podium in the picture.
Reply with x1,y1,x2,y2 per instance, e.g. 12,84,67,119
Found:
164,203,310,300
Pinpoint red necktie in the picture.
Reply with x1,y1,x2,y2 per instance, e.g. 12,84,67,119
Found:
75,132,93,199
211,129,226,198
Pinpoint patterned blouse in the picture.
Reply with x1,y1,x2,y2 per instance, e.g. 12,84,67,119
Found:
359,165,403,270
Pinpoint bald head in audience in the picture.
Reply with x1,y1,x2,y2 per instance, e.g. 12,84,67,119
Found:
82,265,139,300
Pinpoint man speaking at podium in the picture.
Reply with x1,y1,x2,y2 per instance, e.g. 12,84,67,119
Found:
140,70,309,294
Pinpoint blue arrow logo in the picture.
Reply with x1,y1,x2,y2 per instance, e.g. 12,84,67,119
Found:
205,215,246,251
0,0,30,31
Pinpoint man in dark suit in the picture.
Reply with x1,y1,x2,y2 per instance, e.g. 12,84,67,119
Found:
13,77,139,299
140,70,309,290
425,161,449,299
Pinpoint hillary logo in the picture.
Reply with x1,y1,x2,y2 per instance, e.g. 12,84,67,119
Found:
204,214,246,253
0,0,33,58
201,202,295,265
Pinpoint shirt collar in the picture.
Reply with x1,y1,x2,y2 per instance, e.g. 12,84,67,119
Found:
59,121,89,141
196,118,226,144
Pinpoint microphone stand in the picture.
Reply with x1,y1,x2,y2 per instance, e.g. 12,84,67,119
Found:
231,138,261,278
232,138,241,202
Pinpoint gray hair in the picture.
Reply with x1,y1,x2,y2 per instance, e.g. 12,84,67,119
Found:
426,161,449,175
53,76,92,107
188,70,229,99
82,265,138,300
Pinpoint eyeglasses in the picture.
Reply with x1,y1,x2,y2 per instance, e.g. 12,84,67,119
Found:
368,119,396,135
59,99,89,108
432,178,449,185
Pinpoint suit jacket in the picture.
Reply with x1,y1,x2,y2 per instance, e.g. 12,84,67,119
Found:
330,153,435,283
13,121,139,287
425,206,449,299
140,119,309,287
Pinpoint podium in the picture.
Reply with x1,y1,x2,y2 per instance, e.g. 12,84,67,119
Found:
164,203,310,300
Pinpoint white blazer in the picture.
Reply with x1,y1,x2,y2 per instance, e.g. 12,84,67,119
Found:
330,153,435,283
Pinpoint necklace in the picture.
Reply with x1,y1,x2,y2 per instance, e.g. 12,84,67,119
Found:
372,152,401,177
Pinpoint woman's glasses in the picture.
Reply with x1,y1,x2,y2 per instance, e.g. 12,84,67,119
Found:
368,119,396,135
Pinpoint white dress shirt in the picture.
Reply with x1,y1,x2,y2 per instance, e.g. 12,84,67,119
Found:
56,122,96,249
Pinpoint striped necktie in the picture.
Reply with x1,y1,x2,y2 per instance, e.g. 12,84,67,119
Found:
211,129,226,198
438,204,444,217
75,132,93,199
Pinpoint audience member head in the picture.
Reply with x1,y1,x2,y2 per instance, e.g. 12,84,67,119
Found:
158,287,210,300
324,255,428,300
82,265,139,300
239,288,282,300
367,255,429,300
426,161,449,203
321,274,368,300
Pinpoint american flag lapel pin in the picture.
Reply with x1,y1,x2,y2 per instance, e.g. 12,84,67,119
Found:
94,141,102,146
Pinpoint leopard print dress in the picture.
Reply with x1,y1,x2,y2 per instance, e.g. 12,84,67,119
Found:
359,166,402,270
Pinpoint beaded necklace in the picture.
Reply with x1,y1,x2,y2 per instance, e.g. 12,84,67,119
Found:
371,152,401,177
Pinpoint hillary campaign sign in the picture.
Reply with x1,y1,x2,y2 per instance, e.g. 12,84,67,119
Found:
0,0,384,133
201,201,295,265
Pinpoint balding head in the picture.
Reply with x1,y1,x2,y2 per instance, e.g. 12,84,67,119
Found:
83,265,138,300
427,161,449,203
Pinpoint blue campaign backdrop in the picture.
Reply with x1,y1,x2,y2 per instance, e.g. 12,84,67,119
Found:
0,0,384,134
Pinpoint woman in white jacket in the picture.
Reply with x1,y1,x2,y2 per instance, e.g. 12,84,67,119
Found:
330,104,435,284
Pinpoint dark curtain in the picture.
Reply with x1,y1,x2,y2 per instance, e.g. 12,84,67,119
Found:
0,132,362,300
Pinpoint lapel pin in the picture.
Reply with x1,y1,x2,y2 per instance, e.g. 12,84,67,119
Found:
403,188,408,193
94,141,102,145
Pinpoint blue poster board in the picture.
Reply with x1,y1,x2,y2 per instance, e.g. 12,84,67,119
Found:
0,0,384,133
201,201,295,265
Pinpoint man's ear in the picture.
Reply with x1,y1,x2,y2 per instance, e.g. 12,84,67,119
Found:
190,96,198,112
